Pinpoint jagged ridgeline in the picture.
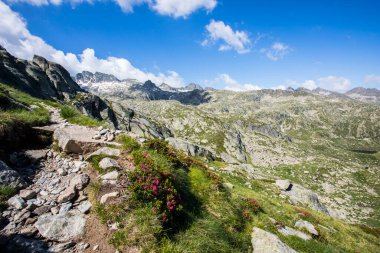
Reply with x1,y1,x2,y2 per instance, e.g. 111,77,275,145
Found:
0,45,379,252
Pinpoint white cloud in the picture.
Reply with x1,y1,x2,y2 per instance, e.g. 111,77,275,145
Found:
260,42,290,61
301,80,317,90
202,20,251,54
364,74,380,85
5,0,216,17
152,0,217,18
317,76,351,92
215,74,261,91
0,1,184,87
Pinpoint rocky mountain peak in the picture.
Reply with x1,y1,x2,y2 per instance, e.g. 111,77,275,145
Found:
182,83,203,91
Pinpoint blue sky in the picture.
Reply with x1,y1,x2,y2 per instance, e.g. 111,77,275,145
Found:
0,0,379,91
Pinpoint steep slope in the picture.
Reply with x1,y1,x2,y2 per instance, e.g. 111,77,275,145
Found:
0,46,82,100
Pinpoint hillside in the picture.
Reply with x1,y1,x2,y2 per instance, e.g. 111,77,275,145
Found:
0,49,379,253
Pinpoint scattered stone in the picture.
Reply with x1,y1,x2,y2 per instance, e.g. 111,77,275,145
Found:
0,160,27,189
14,209,31,223
93,134,101,140
19,189,37,200
70,174,90,191
49,242,76,253
101,171,119,181
8,195,26,210
93,244,100,251
100,192,119,204
59,202,73,214
278,226,311,240
251,227,298,253
223,182,234,189
99,158,119,170
19,225,38,237
33,205,52,216
57,168,67,176
295,220,318,236
86,147,121,160
275,180,292,191
35,211,86,242
51,206,59,215
57,188,76,203
98,126,104,131
78,200,92,214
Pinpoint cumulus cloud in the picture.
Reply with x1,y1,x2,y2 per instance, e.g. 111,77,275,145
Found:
212,74,260,91
317,76,351,92
364,74,380,85
301,80,317,90
5,0,217,17
152,0,217,18
260,42,290,61
202,20,251,54
0,1,184,87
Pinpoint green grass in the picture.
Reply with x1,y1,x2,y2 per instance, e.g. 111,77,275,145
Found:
60,105,105,127
87,138,380,253
0,186,17,212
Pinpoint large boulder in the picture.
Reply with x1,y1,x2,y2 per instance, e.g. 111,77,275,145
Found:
34,211,86,242
251,227,298,253
54,126,113,154
282,184,329,215
166,138,216,160
0,160,26,189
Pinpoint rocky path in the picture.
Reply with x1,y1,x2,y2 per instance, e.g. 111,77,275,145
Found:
0,106,124,252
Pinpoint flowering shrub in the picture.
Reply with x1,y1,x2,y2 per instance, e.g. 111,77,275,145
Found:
128,153,183,223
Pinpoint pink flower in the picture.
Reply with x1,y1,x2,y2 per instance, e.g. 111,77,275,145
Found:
162,217,167,222
155,180,160,185
143,153,148,158
152,185,157,191
167,201,172,207
169,206,174,211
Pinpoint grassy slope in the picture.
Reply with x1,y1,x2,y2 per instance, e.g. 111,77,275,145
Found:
88,136,380,253
112,93,380,226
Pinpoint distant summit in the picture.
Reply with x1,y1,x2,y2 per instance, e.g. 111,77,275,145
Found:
345,87,380,104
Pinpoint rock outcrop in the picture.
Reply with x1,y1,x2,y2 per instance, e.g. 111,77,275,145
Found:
251,227,298,253
0,45,82,100
0,160,26,190
166,138,216,160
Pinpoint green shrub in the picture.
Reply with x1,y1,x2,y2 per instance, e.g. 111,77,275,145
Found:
60,105,104,127
128,153,183,224
60,105,80,119
117,134,141,152
0,186,17,211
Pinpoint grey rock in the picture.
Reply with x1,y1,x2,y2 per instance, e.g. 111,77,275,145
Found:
101,171,119,181
19,189,37,200
166,137,216,160
8,195,26,209
282,184,329,215
77,200,92,214
275,180,292,191
14,209,31,223
0,160,27,189
278,226,311,240
49,242,76,253
86,147,121,161
295,220,318,236
100,192,119,204
251,227,298,253
57,189,76,203
59,202,73,214
33,205,52,216
70,173,90,191
99,158,119,170
34,211,86,242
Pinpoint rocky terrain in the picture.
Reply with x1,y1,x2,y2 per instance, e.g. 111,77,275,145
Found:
0,48,379,252
77,72,380,226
